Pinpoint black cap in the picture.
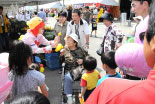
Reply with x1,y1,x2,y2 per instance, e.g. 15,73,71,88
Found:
102,12,113,22
58,11,67,17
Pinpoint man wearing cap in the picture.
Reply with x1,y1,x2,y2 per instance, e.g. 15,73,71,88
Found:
66,9,90,51
131,0,152,43
0,6,10,52
22,17,59,54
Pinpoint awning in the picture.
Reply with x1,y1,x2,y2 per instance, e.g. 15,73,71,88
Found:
64,0,120,6
39,1,63,9
0,0,60,6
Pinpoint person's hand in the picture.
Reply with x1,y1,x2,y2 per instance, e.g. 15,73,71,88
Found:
77,59,83,65
115,43,121,50
79,93,82,98
60,49,65,56
52,36,60,48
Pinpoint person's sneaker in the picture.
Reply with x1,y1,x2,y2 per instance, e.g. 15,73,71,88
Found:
95,35,97,38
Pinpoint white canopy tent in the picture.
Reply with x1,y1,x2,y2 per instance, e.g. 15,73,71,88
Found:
39,1,63,9
0,0,61,6
63,0,120,6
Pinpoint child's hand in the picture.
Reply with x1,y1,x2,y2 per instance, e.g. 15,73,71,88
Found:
79,93,82,98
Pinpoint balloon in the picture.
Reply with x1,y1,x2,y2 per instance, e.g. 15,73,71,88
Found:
115,43,152,78
0,53,13,103
55,43,63,52
96,8,103,23
126,37,134,43
19,35,24,40
58,32,62,36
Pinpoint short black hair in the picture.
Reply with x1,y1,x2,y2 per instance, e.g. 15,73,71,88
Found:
9,91,50,104
72,9,81,17
101,51,117,69
83,56,97,71
85,6,89,9
0,6,3,10
9,40,32,76
132,0,152,6
34,11,38,15
58,11,67,17
146,0,155,43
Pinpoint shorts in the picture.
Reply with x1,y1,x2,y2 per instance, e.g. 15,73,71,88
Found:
92,24,97,30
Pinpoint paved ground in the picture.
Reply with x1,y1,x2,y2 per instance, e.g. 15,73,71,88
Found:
44,17,135,104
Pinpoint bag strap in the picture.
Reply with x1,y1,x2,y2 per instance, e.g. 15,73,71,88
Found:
101,26,112,47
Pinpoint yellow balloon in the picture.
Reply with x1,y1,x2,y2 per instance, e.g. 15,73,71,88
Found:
18,35,24,40
96,8,104,23
58,32,62,36
55,43,64,52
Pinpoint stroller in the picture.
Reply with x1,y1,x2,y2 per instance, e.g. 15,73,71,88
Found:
61,63,81,104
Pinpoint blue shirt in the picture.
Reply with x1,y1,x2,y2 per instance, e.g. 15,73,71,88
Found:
38,11,46,21
96,72,121,87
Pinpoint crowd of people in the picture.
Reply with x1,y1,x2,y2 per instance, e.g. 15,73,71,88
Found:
0,0,155,103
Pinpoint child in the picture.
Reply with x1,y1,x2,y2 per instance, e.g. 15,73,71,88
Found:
97,51,121,86
21,17,60,54
9,91,50,104
79,56,101,101
85,1,155,103
9,40,48,97
91,14,97,37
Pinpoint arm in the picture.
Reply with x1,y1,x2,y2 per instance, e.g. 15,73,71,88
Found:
79,76,87,98
113,25,124,49
81,86,87,97
84,22,90,44
40,83,48,97
79,86,87,98
86,35,89,44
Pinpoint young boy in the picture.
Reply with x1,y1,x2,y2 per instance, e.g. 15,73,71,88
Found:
85,1,155,103
91,14,97,37
79,56,101,101
97,51,121,87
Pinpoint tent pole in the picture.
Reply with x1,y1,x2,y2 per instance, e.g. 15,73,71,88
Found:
63,0,64,10
37,1,39,12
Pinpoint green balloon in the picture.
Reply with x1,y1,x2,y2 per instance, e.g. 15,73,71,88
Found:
127,37,134,43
